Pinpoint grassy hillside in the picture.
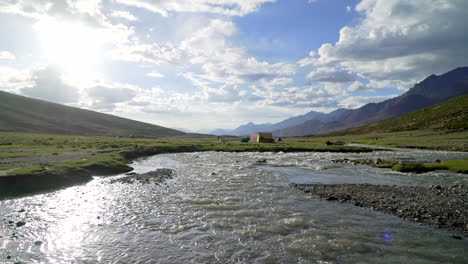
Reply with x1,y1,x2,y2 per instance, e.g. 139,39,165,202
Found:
0,91,184,138
332,94,468,136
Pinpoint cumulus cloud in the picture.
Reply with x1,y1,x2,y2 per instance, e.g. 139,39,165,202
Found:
87,85,137,110
108,43,180,65
0,0,104,25
110,10,138,21
0,51,15,60
0,66,34,93
1,0,135,47
251,81,348,109
338,94,398,109
21,66,80,103
307,68,357,83
347,81,374,92
147,72,164,78
202,84,245,103
179,19,295,99
300,0,468,90
115,0,276,17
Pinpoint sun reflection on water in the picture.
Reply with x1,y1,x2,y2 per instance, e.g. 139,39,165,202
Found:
40,186,105,263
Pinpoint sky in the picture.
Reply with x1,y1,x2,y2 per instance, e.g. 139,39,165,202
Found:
0,0,467,132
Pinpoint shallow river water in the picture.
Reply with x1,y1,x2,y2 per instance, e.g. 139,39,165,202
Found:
1,149,468,263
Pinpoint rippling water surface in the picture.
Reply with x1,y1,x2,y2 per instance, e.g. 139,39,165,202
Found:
1,149,467,263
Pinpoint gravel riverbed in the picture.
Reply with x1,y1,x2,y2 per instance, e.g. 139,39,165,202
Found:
291,183,468,236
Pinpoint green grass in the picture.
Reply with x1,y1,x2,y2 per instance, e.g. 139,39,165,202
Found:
306,130,468,151
432,158,468,174
6,154,133,179
1,127,466,179
346,158,462,174
351,158,468,174
350,159,398,168
0,131,375,178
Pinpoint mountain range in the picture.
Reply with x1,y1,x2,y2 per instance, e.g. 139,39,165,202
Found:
0,91,184,138
210,67,468,137
332,94,468,136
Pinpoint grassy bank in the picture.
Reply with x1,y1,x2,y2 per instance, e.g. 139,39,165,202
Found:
1,129,466,198
0,131,374,198
337,158,468,174
392,158,468,174
304,129,468,151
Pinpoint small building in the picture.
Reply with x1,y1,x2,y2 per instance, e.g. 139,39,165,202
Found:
250,132,274,143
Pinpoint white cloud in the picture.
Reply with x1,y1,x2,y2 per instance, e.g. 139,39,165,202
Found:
110,10,138,21
108,43,180,65
300,0,468,90
87,85,137,110
0,66,33,93
179,19,295,97
69,0,102,16
338,94,397,109
0,0,104,25
0,51,15,60
147,72,164,78
347,81,374,92
307,68,357,83
202,84,245,103
20,66,80,103
251,82,348,109
1,0,135,46
115,0,276,17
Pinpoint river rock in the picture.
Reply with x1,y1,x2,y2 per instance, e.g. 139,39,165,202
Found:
291,183,468,236
16,221,26,227
110,168,174,185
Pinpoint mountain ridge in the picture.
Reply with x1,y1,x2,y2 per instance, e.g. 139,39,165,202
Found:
329,94,468,135
214,67,468,137
273,67,468,136
0,91,184,138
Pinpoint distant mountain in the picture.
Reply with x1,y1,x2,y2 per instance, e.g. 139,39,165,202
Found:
172,127,193,133
209,110,347,136
0,91,184,138
274,67,468,137
331,94,468,135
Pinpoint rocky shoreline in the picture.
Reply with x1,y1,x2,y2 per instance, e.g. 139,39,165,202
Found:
109,168,175,184
291,183,467,237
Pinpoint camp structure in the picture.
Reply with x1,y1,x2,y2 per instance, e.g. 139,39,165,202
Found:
250,132,274,143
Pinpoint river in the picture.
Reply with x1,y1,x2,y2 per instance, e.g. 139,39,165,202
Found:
1,149,467,263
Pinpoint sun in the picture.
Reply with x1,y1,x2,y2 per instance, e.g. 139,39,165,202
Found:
34,19,104,72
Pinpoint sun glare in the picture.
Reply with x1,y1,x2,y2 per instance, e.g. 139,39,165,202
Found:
34,19,104,72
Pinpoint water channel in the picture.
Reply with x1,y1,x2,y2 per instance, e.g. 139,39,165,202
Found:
1,149,467,263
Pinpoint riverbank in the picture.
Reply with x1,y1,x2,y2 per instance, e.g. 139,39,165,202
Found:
0,132,374,198
307,129,468,152
332,158,468,174
291,183,467,237
1,129,466,199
